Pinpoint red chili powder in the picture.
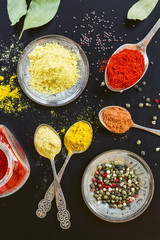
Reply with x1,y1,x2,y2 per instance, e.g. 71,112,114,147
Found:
99,59,108,72
0,149,8,180
107,49,145,89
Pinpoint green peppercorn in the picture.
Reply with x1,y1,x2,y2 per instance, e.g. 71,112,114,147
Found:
97,197,101,201
125,103,131,108
142,81,146,86
136,140,141,145
138,103,144,108
99,190,103,194
94,194,98,198
118,204,122,208
100,171,104,175
97,165,102,170
111,195,115,199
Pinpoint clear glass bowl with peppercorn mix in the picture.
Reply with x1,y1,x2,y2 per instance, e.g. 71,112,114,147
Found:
81,150,154,223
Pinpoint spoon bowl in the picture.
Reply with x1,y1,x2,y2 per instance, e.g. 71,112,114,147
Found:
105,43,149,93
105,18,160,92
98,105,130,132
34,123,62,157
64,120,93,155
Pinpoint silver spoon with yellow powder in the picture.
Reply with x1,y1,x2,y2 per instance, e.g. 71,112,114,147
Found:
34,124,71,229
36,121,93,219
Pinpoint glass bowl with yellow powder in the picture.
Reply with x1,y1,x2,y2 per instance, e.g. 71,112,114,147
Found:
17,35,89,106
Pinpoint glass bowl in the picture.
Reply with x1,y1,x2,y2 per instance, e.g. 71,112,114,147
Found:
17,35,89,107
81,149,154,223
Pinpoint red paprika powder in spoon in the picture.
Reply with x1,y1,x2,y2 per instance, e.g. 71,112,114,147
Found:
107,49,145,89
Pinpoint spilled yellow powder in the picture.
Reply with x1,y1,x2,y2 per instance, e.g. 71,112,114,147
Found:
64,121,93,155
34,125,61,160
28,42,80,94
0,75,29,113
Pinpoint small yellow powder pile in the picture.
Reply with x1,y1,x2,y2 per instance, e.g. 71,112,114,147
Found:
28,42,80,94
0,75,29,113
34,125,62,160
64,121,93,155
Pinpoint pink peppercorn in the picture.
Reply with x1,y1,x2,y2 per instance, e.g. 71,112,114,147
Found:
155,99,159,104
103,172,107,177
92,178,96,183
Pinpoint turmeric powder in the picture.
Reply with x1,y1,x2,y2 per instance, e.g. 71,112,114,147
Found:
64,121,92,155
0,75,29,113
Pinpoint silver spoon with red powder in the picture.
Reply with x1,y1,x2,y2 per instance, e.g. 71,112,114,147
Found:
105,18,160,92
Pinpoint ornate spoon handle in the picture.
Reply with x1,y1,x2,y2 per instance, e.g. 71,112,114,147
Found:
51,160,71,229
36,155,71,218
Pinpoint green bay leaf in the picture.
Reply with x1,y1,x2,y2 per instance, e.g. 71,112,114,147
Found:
21,0,60,35
7,0,27,25
127,0,159,21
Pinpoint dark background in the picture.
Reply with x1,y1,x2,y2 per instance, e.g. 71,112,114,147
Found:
0,0,160,239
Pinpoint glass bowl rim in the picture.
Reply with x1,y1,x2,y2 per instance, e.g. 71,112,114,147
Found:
17,34,89,107
81,149,154,223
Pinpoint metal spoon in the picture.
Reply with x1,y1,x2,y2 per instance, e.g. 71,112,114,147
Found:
36,121,93,219
105,18,160,92
34,124,71,229
99,106,160,136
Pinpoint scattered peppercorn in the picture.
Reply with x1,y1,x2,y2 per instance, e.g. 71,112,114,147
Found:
134,85,138,90
150,61,154,65
138,103,144,108
140,151,145,156
101,81,105,86
145,103,150,107
136,140,141,145
151,121,156,125
155,147,160,152
142,81,146,86
138,87,142,92
154,99,159,104
153,116,157,121
145,98,150,102
90,162,140,210
125,103,131,108
158,104,160,109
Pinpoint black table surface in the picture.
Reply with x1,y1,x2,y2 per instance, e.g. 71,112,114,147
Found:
1,0,160,239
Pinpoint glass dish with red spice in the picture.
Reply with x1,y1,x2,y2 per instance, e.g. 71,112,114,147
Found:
0,125,30,197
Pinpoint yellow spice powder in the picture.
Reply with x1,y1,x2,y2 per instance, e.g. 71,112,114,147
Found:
34,125,61,160
28,42,80,94
0,75,29,113
64,121,92,155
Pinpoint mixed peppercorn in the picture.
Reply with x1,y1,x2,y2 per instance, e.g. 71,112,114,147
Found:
90,162,140,210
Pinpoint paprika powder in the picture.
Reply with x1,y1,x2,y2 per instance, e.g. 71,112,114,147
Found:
107,49,145,89
0,149,8,180
0,125,30,197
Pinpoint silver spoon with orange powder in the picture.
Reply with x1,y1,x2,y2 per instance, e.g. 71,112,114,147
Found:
99,106,160,136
